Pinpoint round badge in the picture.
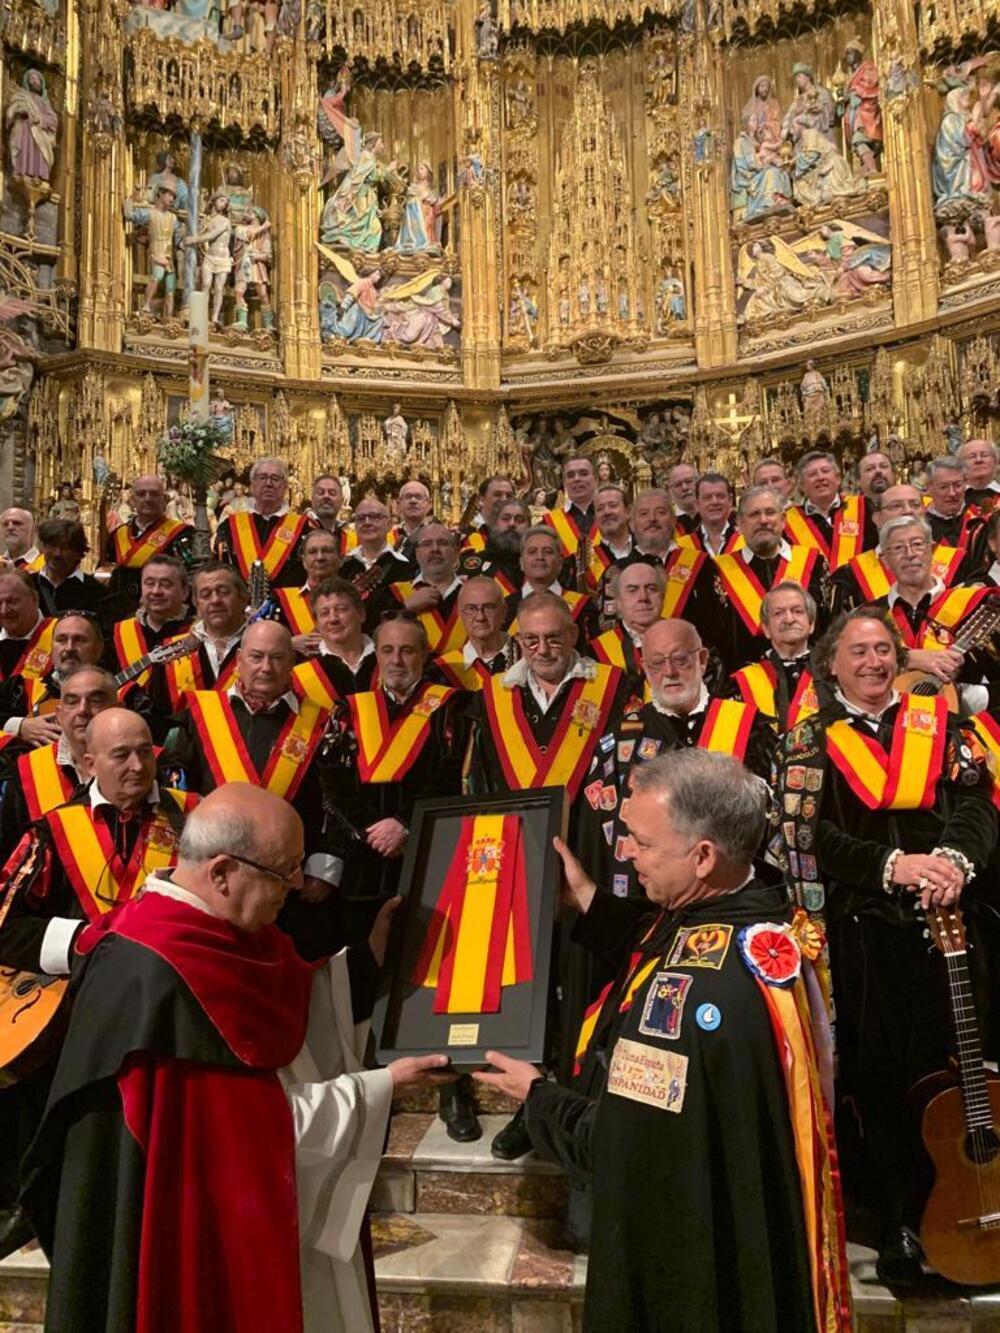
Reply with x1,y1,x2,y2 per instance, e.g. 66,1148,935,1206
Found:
696,1003,721,1031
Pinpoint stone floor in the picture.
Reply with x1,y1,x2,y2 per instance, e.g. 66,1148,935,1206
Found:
6,1105,1000,1330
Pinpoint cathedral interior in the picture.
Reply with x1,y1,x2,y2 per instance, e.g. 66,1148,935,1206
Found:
0,0,998,529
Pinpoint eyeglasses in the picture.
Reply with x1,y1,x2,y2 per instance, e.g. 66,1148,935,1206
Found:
355,512,387,524
518,633,568,650
379,609,420,623
254,473,285,485
57,608,102,625
646,651,698,672
229,852,301,887
884,539,929,556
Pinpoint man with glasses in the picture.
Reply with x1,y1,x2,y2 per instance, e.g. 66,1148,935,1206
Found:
924,455,985,557
164,622,338,952
665,461,698,534
339,497,415,621
213,457,310,589
0,708,196,1254
100,475,194,607
959,438,1000,512
435,576,516,690
388,522,466,656
271,527,343,655
727,581,820,733
389,479,434,561
597,617,773,903
869,514,1000,709
831,483,971,613
465,592,628,1158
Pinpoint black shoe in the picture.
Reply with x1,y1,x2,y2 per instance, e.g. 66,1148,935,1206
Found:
439,1076,482,1143
875,1226,925,1286
490,1105,532,1161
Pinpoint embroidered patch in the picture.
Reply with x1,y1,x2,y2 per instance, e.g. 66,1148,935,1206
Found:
638,738,660,760
584,779,603,811
802,881,825,912
799,854,817,880
602,820,614,845
281,733,309,761
599,785,618,811
800,795,817,821
412,693,445,717
573,699,601,731
804,769,823,792
784,793,801,815
638,971,692,1040
696,1002,721,1031
599,732,616,753
614,836,631,862
617,740,636,763
613,873,629,898
603,758,615,777
786,765,806,790
738,921,802,988
666,923,733,971
608,1038,688,1113
796,826,813,850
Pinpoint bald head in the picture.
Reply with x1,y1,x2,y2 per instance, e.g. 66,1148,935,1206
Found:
238,620,294,704
0,507,34,557
642,619,707,716
84,709,157,810
131,475,168,525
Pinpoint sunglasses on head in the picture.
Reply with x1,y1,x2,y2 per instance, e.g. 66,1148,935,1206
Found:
379,609,420,624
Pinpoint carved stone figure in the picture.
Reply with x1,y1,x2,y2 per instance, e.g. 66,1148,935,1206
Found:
208,387,234,438
654,273,686,332
837,40,883,175
6,69,58,184
474,1,498,59
0,296,37,420
232,206,272,329
932,85,993,222
782,64,838,145
130,184,180,319
737,239,825,324
800,359,830,428
394,162,442,253
383,404,409,459
730,75,793,222
940,221,975,263
382,276,460,349
782,66,861,207
509,280,537,344
320,132,395,251
184,192,233,325
507,78,534,127
147,151,190,212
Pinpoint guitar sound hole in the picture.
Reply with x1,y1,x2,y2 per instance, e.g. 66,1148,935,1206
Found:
967,1128,1000,1166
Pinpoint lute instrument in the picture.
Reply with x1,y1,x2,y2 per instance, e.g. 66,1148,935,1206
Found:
895,593,1000,712
916,904,1000,1285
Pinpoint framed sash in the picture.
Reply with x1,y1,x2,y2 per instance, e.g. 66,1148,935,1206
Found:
112,517,190,568
225,511,309,580
714,547,817,636
825,694,948,810
186,691,330,799
348,683,455,783
481,664,621,800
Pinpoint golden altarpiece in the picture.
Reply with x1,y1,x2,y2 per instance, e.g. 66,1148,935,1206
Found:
1,0,999,535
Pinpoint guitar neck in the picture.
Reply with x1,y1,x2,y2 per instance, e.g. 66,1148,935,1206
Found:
114,651,163,689
943,945,994,1132
952,600,1000,655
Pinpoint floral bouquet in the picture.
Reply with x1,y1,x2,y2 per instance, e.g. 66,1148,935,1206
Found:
157,417,229,490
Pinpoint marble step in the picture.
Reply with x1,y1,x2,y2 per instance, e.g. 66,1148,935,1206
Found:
373,1113,568,1220
393,1083,520,1116
0,1248,46,1329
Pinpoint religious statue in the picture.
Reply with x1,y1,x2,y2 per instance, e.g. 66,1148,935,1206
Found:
508,177,533,219
320,265,384,343
646,158,680,208
836,40,883,176
125,184,180,319
474,2,498,59
932,85,993,222
394,163,442,253
147,151,190,212
800,359,830,429
382,275,460,349
221,162,253,213
782,66,862,207
646,47,674,111
654,271,686,333
317,65,352,149
184,192,233,326
737,238,825,324
509,280,537,345
507,78,534,127
232,206,273,329
0,294,37,421
5,69,58,184
383,404,409,460
819,224,892,295
320,132,397,252
458,152,485,188
730,76,793,222
49,482,81,521
208,386,234,438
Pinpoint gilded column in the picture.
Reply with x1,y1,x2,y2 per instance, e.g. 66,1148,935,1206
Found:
873,0,939,324
455,0,502,391
76,0,127,350
57,0,79,284
276,37,322,381
680,32,736,369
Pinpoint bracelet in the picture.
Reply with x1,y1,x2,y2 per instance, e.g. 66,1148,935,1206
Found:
881,848,903,894
932,846,975,885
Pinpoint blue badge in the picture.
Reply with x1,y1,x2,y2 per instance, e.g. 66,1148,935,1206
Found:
599,733,616,753
613,873,629,898
696,1003,721,1031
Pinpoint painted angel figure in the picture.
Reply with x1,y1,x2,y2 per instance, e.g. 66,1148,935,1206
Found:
382,275,460,350
736,237,825,324
316,244,385,342
319,122,399,253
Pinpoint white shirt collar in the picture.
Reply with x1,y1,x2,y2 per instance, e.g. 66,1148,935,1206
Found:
41,566,84,584
414,573,463,599
741,539,792,564
650,682,710,719
604,535,633,559
988,560,1000,586
522,579,563,597
89,778,161,808
969,481,1000,494
226,681,300,714
0,609,44,641
381,677,423,705
251,502,290,518
143,870,219,917
835,686,899,726
502,651,596,714
358,543,408,568
698,524,730,555
886,577,943,608
462,636,510,666
14,545,40,564
56,733,88,779
803,495,842,518
319,634,375,664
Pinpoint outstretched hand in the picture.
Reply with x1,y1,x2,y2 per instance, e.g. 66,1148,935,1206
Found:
472,1050,544,1104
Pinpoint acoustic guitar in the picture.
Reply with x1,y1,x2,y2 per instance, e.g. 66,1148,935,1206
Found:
113,631,202,692
895,594,1000,712
916,904,1000,1285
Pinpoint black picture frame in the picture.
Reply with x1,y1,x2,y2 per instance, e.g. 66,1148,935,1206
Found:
374,786,567,1071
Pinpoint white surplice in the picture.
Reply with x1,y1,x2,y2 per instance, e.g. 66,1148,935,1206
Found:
281,952,394,1333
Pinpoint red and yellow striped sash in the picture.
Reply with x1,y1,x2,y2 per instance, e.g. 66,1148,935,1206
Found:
24,676,57,715
19,744,75,820
274,587,316,635
5,619,55,681
542,507,599,558
337,526,359,557
435,651,489,692
390,583,468,655
348,683,455,783
45,789,195,923
825,694,947,810
696,698,755,761
14,551,45,573
590,629,643,677
508,589,589,636
480,664,621,800
410,813,532,1014
714,547,816,635
227,511,308,580
291,659,339,709
891,584,993,650
112,517,188,567
851,548,892,602
462,530,487,554
732,662,818,730
971,711,1000,809
186,691,330,798
785,495,863,570
661,548,706,618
